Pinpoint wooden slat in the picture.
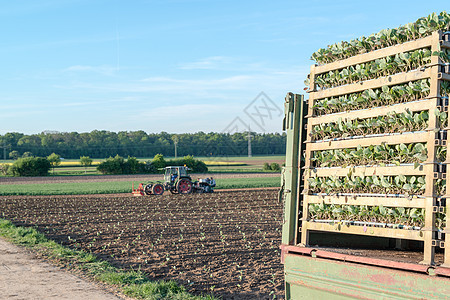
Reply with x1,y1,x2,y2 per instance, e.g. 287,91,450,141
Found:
310,164,427,177
303,221,425,241
310,69,431,100
306,131,432,151
444,110,450,267
304,194,428,208
313,35,433,75
308,98,437,126
309,65,315,95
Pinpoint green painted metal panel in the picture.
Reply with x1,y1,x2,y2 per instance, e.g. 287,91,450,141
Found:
284,253,450,299
281,93,300,245
286,281,351,300
279,93,450,299
281,93,306,245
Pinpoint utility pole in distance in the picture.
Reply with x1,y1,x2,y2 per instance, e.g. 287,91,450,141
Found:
247,131,253,158
172,135,179,159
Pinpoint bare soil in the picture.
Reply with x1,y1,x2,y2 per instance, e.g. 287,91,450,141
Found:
0,190,284,299
316,246,444,265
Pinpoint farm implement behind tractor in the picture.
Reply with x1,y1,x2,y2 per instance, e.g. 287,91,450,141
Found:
132,166,215,196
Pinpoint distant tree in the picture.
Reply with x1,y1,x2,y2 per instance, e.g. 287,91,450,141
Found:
0,131,286,159
96,155,154,175
97,155,126,175
263,162,271,171
0,164,9,175
47,153,61,175
126,156,140,174
152,154,166,170
80,156,93,174
165,155,208,173
8,157,50,177
270,162,281,172
22,152,33,158
9,150,19,160
142,160,157,174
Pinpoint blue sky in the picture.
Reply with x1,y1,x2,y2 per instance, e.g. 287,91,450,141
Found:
0,1,447,134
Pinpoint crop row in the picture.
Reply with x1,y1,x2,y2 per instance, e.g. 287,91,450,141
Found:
311,48,432,89
312,79,433,116
310,110,429,141
311,11,450,65
436,48,450,63
307,175,428,195
308,203,446,229
311,143,434,168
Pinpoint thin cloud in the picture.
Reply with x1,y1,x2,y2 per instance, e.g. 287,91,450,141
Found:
64,65,117,76
139,103,230,118
55,64,309,100
134,103,245,132
178,56,270,72
179,56,233,70
0,1,82,17
0,109,47,119
138,75,253,92
0,96,140,112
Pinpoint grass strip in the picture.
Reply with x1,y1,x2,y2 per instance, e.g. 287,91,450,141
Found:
215,176,280,189
0,218,214,299
0,176,281,196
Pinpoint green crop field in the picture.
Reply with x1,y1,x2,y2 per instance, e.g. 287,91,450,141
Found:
0,176,280,196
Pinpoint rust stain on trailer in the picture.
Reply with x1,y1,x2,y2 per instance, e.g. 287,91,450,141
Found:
340,268,364,282
368,273,397,285
435,266,450,277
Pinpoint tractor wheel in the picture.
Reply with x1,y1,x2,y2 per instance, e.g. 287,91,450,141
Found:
177,179,192,194
152,184,164,195
144,184,153,195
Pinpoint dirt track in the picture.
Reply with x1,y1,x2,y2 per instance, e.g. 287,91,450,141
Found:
0,237,121,299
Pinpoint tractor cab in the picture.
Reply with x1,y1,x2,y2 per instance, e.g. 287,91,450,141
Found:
163,166,191,184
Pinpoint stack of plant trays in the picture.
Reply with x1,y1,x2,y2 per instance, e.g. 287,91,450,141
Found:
302,30,450,266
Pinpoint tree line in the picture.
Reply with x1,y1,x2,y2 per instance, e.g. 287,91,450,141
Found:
0,131,286,159
1,153,207,177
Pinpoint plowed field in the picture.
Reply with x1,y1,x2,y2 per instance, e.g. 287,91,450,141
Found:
0,190,284,299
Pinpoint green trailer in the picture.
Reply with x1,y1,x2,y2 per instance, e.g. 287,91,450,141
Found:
280,92,450,299
280,15,450,298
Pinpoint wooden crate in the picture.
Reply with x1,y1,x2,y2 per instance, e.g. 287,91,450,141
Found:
301,31,450,266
